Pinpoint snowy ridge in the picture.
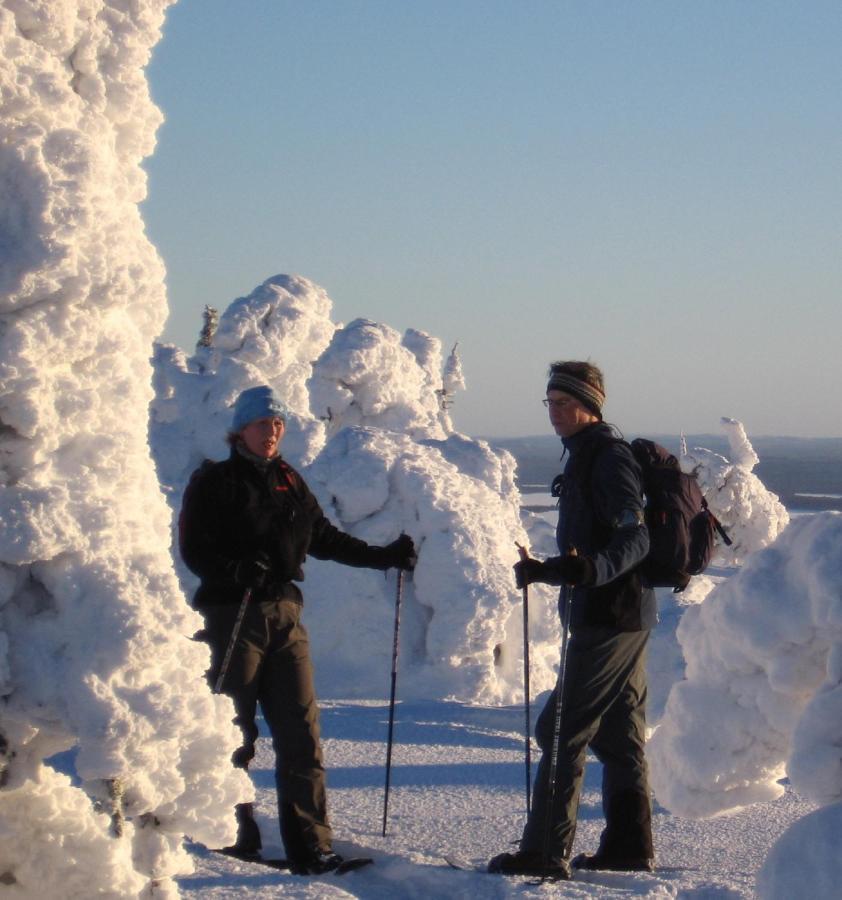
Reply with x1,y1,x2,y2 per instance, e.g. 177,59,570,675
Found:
1,3,248,896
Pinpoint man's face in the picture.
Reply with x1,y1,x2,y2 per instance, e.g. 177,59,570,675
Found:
545,389,599,438
240,416,285,458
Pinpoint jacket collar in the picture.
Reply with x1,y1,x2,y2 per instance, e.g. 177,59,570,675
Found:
561,421,614,457
232,442,281,472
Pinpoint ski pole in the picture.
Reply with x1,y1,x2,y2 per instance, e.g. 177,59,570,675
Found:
382,568,404,837
213,588,252,694
541,563,575,869
516,542,532,815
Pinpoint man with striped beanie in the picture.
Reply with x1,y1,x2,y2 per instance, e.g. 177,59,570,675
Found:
489,360,656,879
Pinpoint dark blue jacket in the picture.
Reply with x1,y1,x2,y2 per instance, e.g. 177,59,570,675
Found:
547,422,657,632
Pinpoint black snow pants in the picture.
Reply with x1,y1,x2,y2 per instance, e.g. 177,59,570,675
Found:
520,625,653,862
203,596,331,859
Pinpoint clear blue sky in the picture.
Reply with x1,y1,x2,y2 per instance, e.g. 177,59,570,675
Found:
143,0,842,438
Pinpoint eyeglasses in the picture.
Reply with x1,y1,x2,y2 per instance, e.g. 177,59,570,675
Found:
542,398,572,410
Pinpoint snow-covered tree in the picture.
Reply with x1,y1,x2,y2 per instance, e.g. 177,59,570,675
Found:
195,304,218,351
649,512,842,819
151,274,334,496
0,3,249,896
436,341,466,413
681,417,790,566
151,276,560,704
308,319,461,440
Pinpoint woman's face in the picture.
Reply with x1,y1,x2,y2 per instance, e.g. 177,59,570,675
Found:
240,416,285,458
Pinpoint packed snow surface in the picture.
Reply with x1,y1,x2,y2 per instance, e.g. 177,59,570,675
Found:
171,697,819,899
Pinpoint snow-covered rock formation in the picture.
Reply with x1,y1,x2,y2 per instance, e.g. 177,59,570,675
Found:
0,3,249,897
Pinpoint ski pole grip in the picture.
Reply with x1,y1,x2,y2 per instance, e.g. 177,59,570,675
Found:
516,542,529,562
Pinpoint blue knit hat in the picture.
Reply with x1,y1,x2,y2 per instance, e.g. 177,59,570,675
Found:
232,385,289,432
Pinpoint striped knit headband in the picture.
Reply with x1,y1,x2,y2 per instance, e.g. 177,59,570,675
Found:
546,372,605,417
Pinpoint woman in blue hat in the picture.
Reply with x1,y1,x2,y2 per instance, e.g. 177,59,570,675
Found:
179,385,416,875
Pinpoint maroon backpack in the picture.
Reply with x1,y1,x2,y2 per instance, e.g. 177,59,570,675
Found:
628,438,731,592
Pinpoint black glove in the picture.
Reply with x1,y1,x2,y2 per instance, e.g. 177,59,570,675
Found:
380,533,417,571
556,553,596,586
231,552,271,588
514,556,552,589
515,553,596,588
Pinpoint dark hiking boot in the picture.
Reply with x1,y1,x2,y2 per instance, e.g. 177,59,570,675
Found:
289,849,344,876
222,802,262,859
488,850,570,879
571,852,654,872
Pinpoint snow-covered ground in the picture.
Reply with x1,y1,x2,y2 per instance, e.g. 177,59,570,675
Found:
165,477,836,899
168,481,828,899
173,696,818,898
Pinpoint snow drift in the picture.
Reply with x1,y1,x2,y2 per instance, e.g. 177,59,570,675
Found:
757,801,842,900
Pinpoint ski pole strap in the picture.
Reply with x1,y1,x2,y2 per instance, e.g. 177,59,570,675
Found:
712,514,732,546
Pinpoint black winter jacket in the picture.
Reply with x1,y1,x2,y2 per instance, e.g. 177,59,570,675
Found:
179,448,393,609
547,422,657,632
